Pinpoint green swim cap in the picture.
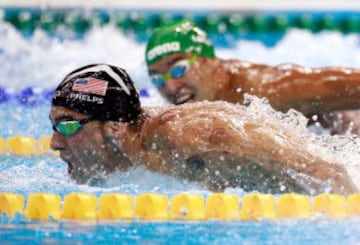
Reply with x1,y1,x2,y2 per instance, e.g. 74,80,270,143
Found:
145,20,215,66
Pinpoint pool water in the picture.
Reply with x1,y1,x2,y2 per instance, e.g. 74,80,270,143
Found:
1,219,360,244
1,17,360,244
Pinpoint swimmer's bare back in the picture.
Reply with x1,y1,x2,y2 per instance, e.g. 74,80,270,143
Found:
119,101,358,194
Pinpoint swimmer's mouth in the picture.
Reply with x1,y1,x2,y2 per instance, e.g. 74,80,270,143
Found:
174,86,196,105
65,161,99,185
60,154,74,175
62,158,107,185
67,162,73,175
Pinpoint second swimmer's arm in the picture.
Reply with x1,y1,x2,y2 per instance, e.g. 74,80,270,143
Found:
242,64,360,115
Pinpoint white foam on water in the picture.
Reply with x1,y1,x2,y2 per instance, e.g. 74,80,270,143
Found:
0,23,149,90
0,156,206,196
219,29,360,67
1,24,360,92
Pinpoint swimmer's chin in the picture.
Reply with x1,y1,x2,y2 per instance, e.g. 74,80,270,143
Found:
174,92,196,104
173,86,196,105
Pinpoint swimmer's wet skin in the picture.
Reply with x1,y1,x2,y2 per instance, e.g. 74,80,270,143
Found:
49,64,358,195
146,21,360,135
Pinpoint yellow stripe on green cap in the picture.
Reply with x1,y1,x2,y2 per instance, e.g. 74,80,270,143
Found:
145,21,215,66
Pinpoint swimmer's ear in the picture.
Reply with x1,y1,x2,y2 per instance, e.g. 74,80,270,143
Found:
104,121,127,138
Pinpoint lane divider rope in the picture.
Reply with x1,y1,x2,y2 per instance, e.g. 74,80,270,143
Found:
2,9,359,37
0,192,359,221
0,87,150,106
0,135,57,156
1,137,359,221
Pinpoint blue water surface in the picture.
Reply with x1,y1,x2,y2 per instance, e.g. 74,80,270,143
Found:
0,218,360,244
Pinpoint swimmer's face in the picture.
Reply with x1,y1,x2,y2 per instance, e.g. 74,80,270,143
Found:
49,106,132,185
148,54,219,104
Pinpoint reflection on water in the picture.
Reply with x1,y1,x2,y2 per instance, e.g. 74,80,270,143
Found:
1,218,360,244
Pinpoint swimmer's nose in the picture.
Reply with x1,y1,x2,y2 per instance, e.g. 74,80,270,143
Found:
164,79,192,104
165,78,183,92
50,132,66,151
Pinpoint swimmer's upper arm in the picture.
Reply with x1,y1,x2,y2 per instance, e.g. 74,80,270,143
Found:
161,117,241,159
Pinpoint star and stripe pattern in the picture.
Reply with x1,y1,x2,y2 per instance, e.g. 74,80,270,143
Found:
72,77,108,96
66,64,131,96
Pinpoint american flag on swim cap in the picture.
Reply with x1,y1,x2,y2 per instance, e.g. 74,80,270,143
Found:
72,77,108,96
52,64,141,122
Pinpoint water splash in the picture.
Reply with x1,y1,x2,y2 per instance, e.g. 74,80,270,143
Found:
243,94,360,190
2,24,360,91
0,23,148,90
220,29,360,67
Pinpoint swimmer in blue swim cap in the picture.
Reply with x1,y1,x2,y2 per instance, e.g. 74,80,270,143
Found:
50,64,358,194
146,20,360,135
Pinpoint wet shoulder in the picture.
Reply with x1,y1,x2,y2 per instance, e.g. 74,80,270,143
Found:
145,101,247,126
142,102,248,149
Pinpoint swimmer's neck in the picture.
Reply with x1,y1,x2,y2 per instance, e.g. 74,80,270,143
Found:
117,110,151,158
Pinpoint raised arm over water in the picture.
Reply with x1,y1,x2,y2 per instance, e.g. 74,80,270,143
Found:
117,101,358,195
219,60,360,115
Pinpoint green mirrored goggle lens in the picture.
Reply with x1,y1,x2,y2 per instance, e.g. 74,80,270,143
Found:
55,121,82,136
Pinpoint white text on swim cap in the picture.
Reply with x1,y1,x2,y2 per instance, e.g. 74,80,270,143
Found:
53,90,62,99
191,33,212,46
69,92,104,104
147,42,180,61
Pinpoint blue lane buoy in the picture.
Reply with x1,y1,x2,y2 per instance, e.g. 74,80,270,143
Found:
1,86,152,105
0,87,9,103
17,87,44,106
17,87,35,105
139,88,150,97
0,86,154,104
43,88,55,101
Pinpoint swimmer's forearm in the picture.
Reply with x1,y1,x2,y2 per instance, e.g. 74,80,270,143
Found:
266,151,358,194
237,123,358,194
291,158,357,194
253,68,360,115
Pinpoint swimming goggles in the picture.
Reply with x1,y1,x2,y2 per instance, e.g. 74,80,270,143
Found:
52,118,96,136
150,56,197,88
